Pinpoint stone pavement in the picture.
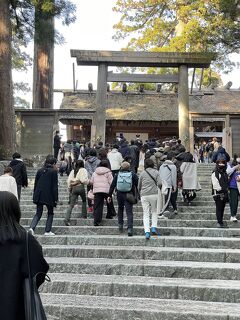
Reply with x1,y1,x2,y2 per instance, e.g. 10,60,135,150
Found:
20,164,240,319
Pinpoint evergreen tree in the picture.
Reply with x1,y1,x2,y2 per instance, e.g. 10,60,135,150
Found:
0,0,15,158
113,0,240,71
0,0,76,157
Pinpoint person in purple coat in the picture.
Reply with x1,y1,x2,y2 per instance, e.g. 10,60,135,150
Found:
227,155,240,222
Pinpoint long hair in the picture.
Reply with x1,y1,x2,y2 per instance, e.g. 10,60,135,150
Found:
74,160,84,177
0,191,24,243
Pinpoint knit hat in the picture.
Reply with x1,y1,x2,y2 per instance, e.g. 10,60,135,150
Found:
121,161,130,170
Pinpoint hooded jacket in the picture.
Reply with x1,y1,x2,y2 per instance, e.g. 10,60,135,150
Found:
107,149,123,171
159,160,177,189
91,167,113,194
85,156,101,178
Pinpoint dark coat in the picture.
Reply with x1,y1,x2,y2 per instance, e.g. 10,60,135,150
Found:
53,134,61,149
212,147,230,163
9,159,28,187
0,233,49,320
33,165,58,207
119,143,131,158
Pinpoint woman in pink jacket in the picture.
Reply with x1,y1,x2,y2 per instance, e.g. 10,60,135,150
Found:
91,160,115,226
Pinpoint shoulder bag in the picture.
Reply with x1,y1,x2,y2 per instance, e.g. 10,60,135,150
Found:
126,188,138,204
23,231,49,320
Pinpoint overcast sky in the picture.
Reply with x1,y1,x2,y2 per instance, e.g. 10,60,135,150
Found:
13,0,239,109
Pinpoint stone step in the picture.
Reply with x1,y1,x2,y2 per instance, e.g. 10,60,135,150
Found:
41,293,240,320
46,257,240,280
18,204,227,213
21,218,240,227
36,235,240,249
41,273,240,303
25,225,240,238
42,244,240,263
22,207,232,221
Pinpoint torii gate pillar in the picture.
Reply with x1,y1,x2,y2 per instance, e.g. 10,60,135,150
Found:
94,63,108,145
178,65,190,151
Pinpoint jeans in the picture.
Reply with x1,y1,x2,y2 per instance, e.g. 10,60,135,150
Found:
117,192,133,229
141,194,158,233
30,204,54,232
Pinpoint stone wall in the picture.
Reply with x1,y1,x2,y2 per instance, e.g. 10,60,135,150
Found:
19,113,55,159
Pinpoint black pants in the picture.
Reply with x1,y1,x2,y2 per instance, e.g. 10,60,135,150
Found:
229,188,239,217
165,188,177,211
214,198,227,225
17,185,22,201
111,170,119,178
117,192,133,229
30,204,54,232
93,193,115,224
54,147,59,159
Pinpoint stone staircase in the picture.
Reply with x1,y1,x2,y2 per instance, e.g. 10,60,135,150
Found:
20,164,240,320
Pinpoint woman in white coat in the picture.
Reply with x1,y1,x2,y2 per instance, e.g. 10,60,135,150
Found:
180,153,201,205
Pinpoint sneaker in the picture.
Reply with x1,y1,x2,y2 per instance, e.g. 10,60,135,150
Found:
173,210,178,215
150,227,158,235
158,214,168,220
217,222,228,229
127,228,133,237
216,223,224,228
230,216,238,222
64,219,70,226
44,231,55,236
29,228,34,236
145,232,151,240
119,225,123,233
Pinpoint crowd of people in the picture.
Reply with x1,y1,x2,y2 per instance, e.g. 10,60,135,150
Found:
45,133,205,238
194,137,230,163
0,133,238,238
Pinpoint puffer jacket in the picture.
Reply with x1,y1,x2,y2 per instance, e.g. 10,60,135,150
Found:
91,167,113,194
85,156,100,178
107,149,123,170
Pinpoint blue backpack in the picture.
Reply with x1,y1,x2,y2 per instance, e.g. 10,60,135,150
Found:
116,171,133,192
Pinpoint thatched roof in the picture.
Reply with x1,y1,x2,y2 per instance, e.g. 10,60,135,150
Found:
60,89,240,121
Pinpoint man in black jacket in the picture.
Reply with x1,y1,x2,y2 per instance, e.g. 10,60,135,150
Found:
9,152,28,200
53,130,61,159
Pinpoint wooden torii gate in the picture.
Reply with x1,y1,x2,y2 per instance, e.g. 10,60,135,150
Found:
71,50,215,150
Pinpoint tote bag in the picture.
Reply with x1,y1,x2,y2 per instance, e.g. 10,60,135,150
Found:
23,232,49,320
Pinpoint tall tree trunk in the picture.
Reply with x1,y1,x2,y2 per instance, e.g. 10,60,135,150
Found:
32,6,54,109
0,0,15,158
